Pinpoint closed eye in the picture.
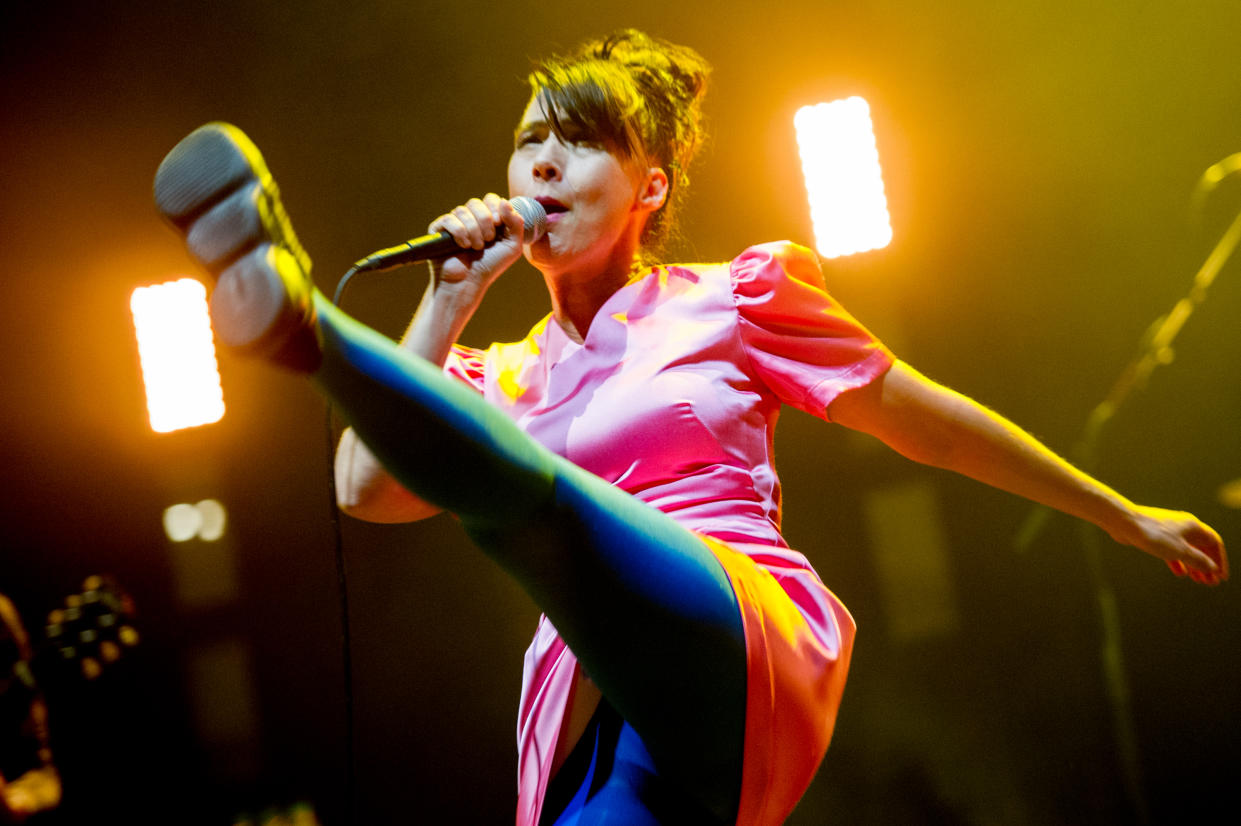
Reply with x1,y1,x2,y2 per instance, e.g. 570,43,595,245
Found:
514,121,550,149
514,131,542,149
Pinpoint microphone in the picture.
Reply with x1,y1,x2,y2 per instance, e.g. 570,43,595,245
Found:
352,196,547,273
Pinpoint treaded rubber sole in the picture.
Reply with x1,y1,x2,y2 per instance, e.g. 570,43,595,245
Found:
154,122,266,230
154,123,320,371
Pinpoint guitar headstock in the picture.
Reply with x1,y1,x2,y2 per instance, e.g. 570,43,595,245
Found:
43,575,138,681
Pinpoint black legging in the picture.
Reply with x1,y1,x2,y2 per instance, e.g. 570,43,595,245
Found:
311,295,747,821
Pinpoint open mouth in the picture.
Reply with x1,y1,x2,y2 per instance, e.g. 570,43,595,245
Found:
535,197,569,217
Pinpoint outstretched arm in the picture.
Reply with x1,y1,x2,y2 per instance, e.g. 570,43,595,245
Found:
827,360,1228,585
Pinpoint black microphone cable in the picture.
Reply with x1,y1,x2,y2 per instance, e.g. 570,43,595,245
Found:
320,262,377,826
321,257,391,824
321,279,356,825
321,198,546,822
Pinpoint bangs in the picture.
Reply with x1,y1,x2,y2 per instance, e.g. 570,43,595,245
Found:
522,29,711,258
528,60,647,161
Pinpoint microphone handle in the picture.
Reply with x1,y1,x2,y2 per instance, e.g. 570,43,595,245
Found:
352,231,460,273
351,196,546,274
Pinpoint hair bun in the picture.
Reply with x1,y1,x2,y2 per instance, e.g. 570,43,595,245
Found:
591,29,710,107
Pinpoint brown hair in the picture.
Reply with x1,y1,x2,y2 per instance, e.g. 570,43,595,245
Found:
527,30,711,257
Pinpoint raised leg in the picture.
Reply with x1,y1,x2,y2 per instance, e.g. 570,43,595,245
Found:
154,123,747,821
312,298,746,820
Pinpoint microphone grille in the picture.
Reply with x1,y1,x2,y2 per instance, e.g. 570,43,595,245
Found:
509,196,547,244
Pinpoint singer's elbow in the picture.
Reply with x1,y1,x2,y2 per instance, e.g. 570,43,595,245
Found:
334,429,443,523
336,480,443,524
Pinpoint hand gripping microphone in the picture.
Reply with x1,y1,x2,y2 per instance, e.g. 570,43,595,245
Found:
351,197,548,273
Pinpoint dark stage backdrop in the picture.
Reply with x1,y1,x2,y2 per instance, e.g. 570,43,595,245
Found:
2,1,1239,823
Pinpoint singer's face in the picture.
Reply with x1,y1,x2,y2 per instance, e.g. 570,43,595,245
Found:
508,96,652,274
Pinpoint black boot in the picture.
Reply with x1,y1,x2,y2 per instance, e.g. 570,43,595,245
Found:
154,122,321,372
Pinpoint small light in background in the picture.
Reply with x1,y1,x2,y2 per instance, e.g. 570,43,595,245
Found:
794,96,893,259
131,278,225,433
163,502,201,542
1219,476,1241,509
163,499,238,609
163,499,229,543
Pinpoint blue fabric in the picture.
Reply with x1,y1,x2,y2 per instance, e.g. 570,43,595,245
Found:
543,702,717,826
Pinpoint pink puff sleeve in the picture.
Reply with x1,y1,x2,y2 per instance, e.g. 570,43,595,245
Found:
732,241,894,420
442,343,487,393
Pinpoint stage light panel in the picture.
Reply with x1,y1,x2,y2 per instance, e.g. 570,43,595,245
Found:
131,278,225,433
794,97,893,258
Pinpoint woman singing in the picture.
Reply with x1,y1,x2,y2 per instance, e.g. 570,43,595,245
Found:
155,29,1227,825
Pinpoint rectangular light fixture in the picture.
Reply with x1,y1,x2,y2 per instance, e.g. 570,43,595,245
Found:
794,96,893,258
131,278,225,433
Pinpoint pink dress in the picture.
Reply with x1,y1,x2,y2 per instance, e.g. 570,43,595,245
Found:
445,241,894,824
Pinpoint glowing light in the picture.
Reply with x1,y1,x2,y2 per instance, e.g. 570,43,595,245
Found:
163,499,229,542
794,97,893,258
196,499,227,541
163,503,201,542
1219,477,1241,509
131,278,225,433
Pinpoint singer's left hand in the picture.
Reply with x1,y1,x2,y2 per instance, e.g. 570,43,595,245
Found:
1113,506,1228,585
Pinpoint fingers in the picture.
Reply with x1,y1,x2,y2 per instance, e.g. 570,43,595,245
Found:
1143,509,1228,586
428,194,511,251
1186,521,1228,584
1176,526,1228,586
1205,526,1230,581
497,196,528,240
1168,557,1220,586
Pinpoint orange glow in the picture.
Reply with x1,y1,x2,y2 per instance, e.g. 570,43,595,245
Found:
794,97,893,258
130,278,225,433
